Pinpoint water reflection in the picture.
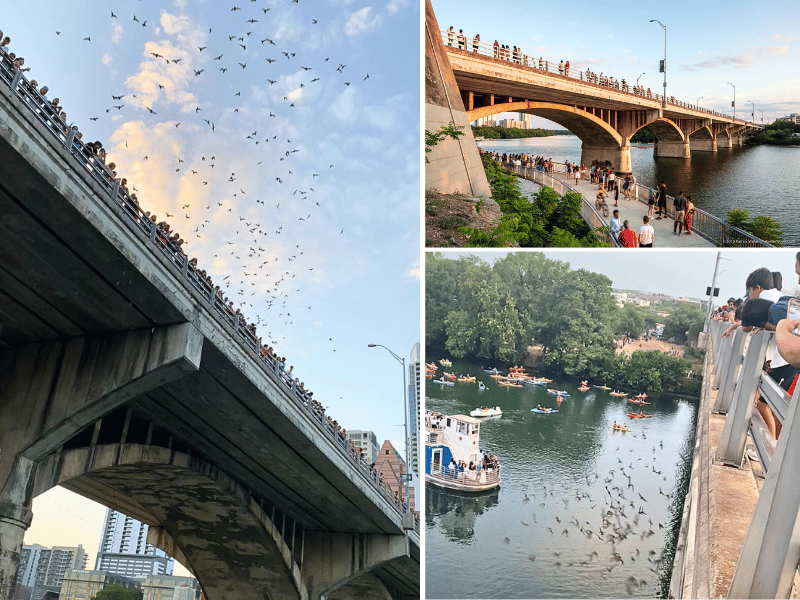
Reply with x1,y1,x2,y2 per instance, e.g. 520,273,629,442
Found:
426,485,500,544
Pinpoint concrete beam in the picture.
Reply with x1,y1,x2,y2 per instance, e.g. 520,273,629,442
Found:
580,144,631,173
717,137,732,148
654,141,691,158
0,323,202,497
302,532,410,600
692,139,717,152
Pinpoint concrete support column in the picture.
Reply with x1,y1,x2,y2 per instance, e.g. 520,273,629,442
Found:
580,143,631,173
717,137,732,148
0,502,33,600
731,136,742,146
692,138,717,152
654,140,691,158
302,532,410,599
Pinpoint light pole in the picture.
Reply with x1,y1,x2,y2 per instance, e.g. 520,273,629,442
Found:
747,100,754,124
367,343,410,513
650,20,667,107
637,72,646,90
696,96,704,109
728,82,736,120
760,109,764,126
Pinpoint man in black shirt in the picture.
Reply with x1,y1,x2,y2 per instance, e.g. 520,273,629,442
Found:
673,191,687,234
656,181,667,219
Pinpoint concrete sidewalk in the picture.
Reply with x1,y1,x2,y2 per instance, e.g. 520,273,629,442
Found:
549,171,715,248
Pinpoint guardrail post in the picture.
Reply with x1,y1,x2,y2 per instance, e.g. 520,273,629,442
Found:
715,330,770,466
713,329,747,413
233,312,240,332
727,383,800,599
11,70,22,90
149,222,158,242
64,129,76,152
712,330,735,386
111,179,121,202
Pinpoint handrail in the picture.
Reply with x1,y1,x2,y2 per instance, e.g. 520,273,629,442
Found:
706,319,800,597
0,48,418,530
441,30,759,128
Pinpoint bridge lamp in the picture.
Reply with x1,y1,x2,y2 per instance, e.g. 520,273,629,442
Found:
747,100,755,124
728,82,736,120
696,96,704,107
760,109,764,125
637,72,646,88
650,20,667,108
367,343,410,513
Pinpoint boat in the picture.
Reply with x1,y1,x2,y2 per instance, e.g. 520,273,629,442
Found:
531,407,558,414
628,398,651,405
432,379,454,386
627,412,652,419
609,391,627,397
470,406,502,417
610,424,631,432
425,413,501,492
578,386,590,392
483,367,500,374
439,359,452,367
458,375,477,382
546,389,570,396
556,396,563,404
498,380,523,388
634,393,649,399
478,381,486,391
594,384,611,390
443,371,457,379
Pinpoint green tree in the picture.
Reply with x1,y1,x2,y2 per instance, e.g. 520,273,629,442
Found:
91,586,143,600
663,303,706,345
425,122,464,163
615,304,647,338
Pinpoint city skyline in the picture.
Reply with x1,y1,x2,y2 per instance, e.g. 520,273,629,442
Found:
434,0,799,128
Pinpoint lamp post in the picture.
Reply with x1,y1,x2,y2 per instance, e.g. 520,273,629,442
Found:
747,100,754,124
637,72,646,91
650,20,667,107
760,109,764,126
696,96,704,109
367,343,410,513
728,82,736,120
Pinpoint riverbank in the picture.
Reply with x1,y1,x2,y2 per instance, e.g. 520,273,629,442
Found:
425,190,510,247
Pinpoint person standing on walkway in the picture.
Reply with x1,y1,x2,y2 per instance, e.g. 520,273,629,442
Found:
565,60,570,76
558,60,564,75
472,33,480,52
607,170,616,194
673,191,687,235
647,187,656,217
613,178,620,206
656,181,667,219
684,195,694,234
457,29,466,50
574,166,581,187
638,215,655,247
493,40,499,58
618,220,638,247
610,209,622,239
447,26,454,46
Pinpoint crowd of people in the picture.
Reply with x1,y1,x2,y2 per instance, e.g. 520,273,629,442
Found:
0,28,415,515
714,261,800,441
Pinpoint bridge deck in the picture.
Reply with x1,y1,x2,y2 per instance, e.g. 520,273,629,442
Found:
544,171,715,248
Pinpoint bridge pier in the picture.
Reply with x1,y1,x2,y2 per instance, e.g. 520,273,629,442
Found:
654,140,691,158
692,139,717,152
717,137,732,148
580,143,631,173
0,501,33,600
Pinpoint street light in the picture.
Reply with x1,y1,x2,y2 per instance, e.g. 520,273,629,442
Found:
367,343,410,513
650,19,667,108
760,109,764,126
747,100,755,124
696,96,704,109
637,72,646,90
728,82,736,120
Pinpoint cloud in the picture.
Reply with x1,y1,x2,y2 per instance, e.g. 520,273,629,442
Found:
344,7,380,36
386,0,407,13
287,87,303,101
679,45,789,71
330,88,359,123
102,53,113,65
405,258,420,281
112,23,124,44
768,45,789,57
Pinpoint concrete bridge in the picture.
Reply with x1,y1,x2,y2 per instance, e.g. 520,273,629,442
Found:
0,61,419,600
670,320,800,598
425,0,759,196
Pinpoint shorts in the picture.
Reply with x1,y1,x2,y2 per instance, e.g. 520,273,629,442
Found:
639,242,652,248
769,363,800,392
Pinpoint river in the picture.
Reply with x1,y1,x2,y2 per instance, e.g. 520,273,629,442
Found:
477,136,800,245
425,356,698,599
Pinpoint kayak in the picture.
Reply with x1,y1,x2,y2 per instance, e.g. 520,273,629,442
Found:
470,406,502,417
610,425,631,432
432,379,454,386
531,408,559,414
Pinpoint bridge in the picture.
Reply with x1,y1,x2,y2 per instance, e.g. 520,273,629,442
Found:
670,319,800,598
425,0,759,197
0,57,419,600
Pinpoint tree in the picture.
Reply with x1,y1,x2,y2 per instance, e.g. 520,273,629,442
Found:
91,586,143,600
425,122,464,163
663,303,706,345
615,304,647,339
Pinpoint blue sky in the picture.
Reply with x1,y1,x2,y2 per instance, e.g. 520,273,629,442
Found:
5,0,418,573
433,0,799,128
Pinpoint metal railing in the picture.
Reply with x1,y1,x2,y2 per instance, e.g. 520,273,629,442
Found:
491,157,772,248
0,50,418,529
441,30,758,128
496,161,618,246
705,319,800,597
428,463,501,488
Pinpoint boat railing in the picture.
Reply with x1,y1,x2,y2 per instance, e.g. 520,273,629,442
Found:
425,429,446,445
680,319,800,597
429,463,501,487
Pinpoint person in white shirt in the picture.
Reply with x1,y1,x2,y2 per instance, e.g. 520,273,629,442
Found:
638,215,654,247
609,210,621,240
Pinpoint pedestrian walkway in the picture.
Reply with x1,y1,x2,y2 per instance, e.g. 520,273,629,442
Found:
547,171,715,248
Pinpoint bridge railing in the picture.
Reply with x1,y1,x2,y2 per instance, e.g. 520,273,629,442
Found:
0,54,418,531
441,30,756,127
702,319,800,597
497,161,619,246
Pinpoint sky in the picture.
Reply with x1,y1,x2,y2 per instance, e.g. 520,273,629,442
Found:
432,0,800,128
442,249,800,304
4,0,419,575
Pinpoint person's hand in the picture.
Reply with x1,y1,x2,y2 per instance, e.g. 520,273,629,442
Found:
775,319,800,366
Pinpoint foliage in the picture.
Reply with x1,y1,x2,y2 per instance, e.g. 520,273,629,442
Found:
599,350,690,395
725,209,784,246
662,303,706,345
615,304,647,338
425,122,465,163
746,120,800,146
435,215,468,230
91,586,143,600
459,215,524,247
472,125,562,139
630,127,656,143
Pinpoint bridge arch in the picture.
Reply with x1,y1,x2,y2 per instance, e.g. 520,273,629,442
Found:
35,444,306,600
688,125,717,152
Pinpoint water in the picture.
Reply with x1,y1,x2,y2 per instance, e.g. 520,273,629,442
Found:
425,357,698,599
478,136,800,245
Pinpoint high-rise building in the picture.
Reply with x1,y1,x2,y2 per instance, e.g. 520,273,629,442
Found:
408,343,420,478
345,430,379,463
95,510,174,580
141,575,201,600
16,544,87,596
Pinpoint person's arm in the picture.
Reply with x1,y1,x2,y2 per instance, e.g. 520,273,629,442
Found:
775,319,800,366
